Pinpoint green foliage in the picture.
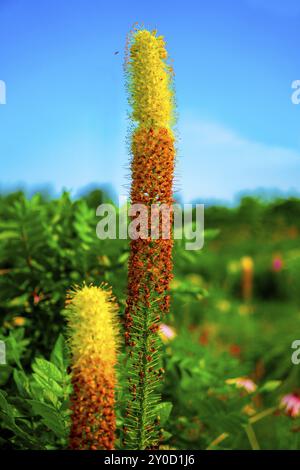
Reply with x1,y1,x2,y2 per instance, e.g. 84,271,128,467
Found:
163,334,247,449
0,335,71,449
1,191,300,449
0,191,127,361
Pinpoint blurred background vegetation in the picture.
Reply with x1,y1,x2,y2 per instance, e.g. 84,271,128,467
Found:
1,188,300,449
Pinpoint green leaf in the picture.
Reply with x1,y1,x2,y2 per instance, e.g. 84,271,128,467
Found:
28,400,67,438
13,369,30,398
0,389,11,414
161,430,172,441
204,229,220,240
0,230,18,240
50,334,69,372
118,252,129,264
155,402,173,426
32,358,63,383
31,373,63,402
0,365,13,386
260,380,282,393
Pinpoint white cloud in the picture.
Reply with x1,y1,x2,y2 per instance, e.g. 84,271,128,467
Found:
178,118,300,202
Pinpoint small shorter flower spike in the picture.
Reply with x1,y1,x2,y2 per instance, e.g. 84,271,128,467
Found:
65,284,119,450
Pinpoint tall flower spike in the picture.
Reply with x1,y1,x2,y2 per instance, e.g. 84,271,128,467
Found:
65,284,119,450
124,28,176,449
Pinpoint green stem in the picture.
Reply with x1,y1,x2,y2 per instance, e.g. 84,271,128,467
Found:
136,311,150,449
245,423,260,450
249,407,276,424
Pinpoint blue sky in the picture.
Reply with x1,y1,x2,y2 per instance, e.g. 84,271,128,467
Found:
0,0,299,202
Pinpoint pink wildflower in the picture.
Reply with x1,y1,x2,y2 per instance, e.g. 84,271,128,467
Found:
226,377,257,393
159,323,176,342
272,255,283,272
281,393,300,417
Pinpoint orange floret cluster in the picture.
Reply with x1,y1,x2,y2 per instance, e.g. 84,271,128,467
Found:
70,360,116,450
125,127,175,341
